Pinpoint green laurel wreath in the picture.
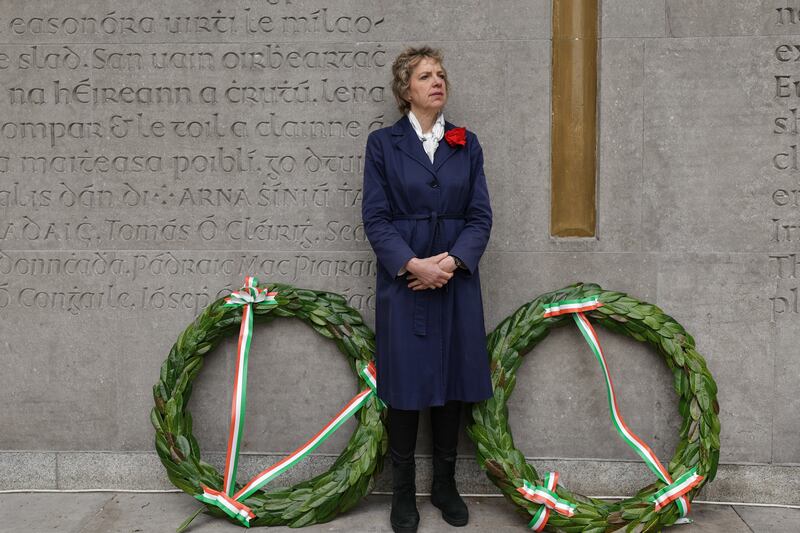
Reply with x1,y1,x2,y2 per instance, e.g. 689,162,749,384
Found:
151,284,387,528
467,283,721,532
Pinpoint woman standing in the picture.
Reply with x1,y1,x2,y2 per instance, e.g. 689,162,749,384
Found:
361,46,494,533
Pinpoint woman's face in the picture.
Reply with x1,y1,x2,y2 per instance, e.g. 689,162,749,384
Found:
404,57,447,116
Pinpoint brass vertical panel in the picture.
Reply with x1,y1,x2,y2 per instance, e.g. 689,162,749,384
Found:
551,0,598,237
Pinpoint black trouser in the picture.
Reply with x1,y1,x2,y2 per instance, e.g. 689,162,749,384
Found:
388,401,461,464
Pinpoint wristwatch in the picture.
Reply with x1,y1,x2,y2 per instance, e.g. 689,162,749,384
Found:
451,255,465,270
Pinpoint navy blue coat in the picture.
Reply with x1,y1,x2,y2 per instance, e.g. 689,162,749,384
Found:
361,115,494,410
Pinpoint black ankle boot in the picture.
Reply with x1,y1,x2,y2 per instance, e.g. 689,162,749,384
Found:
391,461,419,533
430,453,468,526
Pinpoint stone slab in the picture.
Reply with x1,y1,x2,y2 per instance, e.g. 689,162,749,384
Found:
477,40,550,253
655,253,775,463
597,37,647,251
735,505,800,533
70,492,241,533
699,463,800,506
0,492,112,533
57,452,174,490
642,36,781,254
3,450,798,504
641,30,800,464
665,0,800,37
0,492,775,533
681,504,753,533
767,312,800,463
0,493,543,533
0,311,120,450
0,452,56,490
601,0,666,38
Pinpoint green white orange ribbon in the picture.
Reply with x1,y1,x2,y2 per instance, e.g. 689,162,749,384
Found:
219,277,278,498
651,468,703,512
360,360,379,396
543,297,703,517
542,296,601,318
517,472,574,531
194,279,380,526
234,361,379,501
197,485,256,527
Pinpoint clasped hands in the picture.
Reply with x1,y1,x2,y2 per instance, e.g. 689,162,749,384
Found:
404,252,456,291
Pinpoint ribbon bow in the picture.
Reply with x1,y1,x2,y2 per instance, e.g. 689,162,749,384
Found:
196,485,255,527
651,467,703,512
516,472,575,531
223,276,277,306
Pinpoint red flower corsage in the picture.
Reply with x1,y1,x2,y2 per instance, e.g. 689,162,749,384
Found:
444,127,467,148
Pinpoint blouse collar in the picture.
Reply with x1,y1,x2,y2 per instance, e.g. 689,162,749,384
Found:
407,110,445,141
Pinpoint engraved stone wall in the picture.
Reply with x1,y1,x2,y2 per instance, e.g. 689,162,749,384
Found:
0,0,550,466
0,0,798,502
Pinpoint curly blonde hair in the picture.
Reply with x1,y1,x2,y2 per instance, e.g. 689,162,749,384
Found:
390,46,449,115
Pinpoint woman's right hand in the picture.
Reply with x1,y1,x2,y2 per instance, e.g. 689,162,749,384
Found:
405,252,453,290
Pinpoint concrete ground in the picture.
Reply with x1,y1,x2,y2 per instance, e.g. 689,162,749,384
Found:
0,492,797,533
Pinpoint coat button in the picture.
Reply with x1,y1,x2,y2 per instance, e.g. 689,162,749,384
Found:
430,181,440,188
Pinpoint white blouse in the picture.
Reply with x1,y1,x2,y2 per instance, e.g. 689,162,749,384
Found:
407,110,445,164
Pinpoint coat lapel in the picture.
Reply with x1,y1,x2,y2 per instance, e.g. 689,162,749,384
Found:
391,115,436,177
433,121,460,173
391,116,465,176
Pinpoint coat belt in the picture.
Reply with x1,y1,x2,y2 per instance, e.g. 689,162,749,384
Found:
391,211,466,336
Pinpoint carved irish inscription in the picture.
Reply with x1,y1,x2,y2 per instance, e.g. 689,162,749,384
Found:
768,6,800,320
0,2,387,314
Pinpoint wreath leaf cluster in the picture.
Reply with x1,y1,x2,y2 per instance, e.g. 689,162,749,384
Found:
151,284,387,528
467,283,721,532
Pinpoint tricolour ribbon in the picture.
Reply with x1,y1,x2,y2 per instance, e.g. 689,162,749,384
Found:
219,277,278,498
543,297,703,517
542,296,602,318
234,362,379,501
196,485,256,527
194,279,381,527
651,468,703,512
516,472,575,531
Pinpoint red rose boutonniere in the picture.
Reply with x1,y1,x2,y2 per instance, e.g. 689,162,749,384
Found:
444,127,467,148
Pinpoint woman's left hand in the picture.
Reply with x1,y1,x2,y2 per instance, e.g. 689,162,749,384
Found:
437,256,457,273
